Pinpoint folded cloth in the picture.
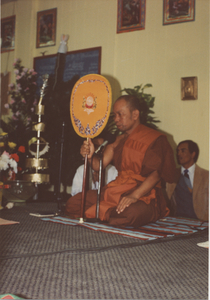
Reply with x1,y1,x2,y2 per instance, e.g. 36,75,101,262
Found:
0,218,19,225
197,241,209,248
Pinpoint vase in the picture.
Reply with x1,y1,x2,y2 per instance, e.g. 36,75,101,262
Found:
2,180,38,205
3,168,16,182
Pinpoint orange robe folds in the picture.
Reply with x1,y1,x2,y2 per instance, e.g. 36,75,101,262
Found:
65,124,177,227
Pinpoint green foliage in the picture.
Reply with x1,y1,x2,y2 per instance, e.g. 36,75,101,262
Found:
3,59,38,146
106,83,160,135
122,84,160,129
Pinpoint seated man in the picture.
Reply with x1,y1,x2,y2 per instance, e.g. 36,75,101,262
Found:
71,137,118,196
65,95,177,228
166,140,209,221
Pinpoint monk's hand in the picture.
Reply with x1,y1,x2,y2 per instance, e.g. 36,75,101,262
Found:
80,139,95,159
116,195,138,214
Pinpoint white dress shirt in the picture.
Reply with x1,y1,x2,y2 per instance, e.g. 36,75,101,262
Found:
71,164,118,196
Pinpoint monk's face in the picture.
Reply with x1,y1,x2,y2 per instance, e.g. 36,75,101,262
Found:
177,142,195,169
113,99,139,134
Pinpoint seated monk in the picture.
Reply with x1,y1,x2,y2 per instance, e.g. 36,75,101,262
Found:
65,95,177,228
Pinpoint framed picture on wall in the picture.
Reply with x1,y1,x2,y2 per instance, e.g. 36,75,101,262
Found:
36,8,57,48
117,0,146,33
181,76,197,100
163,0,195,25
1,15,15,52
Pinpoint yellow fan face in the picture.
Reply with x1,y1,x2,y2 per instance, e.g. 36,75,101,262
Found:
70,74,112,138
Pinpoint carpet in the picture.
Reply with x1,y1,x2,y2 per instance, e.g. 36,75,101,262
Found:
0,203,208,299
41,216,208,241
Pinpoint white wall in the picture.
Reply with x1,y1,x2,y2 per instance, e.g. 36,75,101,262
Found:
1,0,209,169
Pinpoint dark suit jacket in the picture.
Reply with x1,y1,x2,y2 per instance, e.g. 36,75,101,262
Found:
166,164,209,221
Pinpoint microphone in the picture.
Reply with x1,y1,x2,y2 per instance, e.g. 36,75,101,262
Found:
95,140,108,154
94,133,116,154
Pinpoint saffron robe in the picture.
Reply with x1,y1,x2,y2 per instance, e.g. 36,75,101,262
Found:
65,124,176,227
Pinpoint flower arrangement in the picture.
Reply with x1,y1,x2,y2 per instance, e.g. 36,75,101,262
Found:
0,151,18,180
0,132,25,181
4,58,38,145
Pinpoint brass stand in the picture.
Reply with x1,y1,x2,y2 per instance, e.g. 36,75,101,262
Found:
23,75,50,187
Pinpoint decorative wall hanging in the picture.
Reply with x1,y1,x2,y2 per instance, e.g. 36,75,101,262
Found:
36,8,57,48
117,0,146,33
1,15,15,52
181,76,197,100
163,0,195,25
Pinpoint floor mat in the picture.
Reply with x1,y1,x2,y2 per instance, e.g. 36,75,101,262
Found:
41,216,208,240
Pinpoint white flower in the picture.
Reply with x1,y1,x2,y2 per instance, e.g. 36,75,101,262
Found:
9,159,18,173
1,152,10,163
0,159,8,170
0,151,18,173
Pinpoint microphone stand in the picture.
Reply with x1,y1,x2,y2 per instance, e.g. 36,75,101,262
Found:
86,147,104,224
56,121,65,213
95,148,103,220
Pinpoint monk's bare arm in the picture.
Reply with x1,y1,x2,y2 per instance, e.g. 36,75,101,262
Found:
98,134,125,170
116,170,161,213
80,139,115,172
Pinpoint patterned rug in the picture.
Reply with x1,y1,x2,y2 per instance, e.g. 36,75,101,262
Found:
41,216,208,241
0,295,24,299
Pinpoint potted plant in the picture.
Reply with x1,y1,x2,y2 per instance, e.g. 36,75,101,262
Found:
105,83,160,135
2,59,38,147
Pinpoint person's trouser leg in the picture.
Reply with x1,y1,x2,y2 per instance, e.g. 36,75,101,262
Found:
65,190,98,218
106,199,159,228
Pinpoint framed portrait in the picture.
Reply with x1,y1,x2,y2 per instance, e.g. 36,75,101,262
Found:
163,0,195,25
181,77,197,100
1,15,15,52
117,0,146,33
36,8,57,48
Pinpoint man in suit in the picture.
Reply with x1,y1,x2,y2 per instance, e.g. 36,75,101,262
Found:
166,140,209,221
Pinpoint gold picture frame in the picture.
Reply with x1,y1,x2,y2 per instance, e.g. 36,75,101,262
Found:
163,0,195,25
1,15,15,52
181,77,197,100
117,0,146,33
36,8,57,48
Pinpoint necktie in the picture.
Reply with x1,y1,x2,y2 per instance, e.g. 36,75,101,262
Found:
183,169,192,191
184,169,189,179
